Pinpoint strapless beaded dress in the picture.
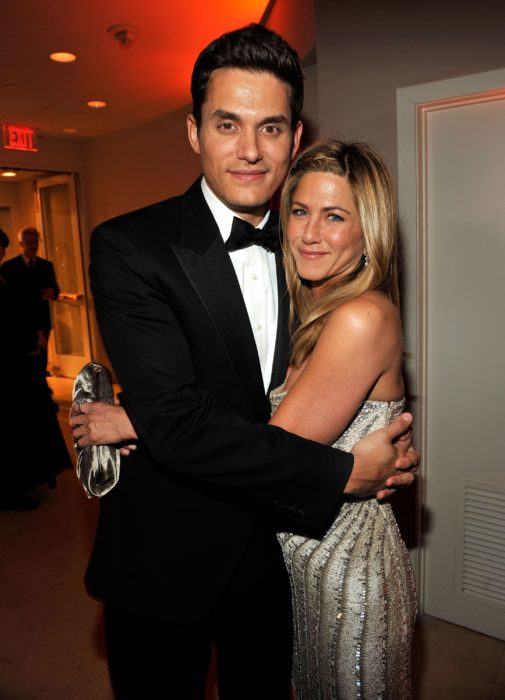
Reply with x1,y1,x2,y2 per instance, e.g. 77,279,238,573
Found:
270,387,417,700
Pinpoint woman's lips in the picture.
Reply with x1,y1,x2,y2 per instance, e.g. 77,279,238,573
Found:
297,248,327,260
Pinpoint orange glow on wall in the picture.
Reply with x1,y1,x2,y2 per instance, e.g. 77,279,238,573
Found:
265,0,315,61
150,1,272,106
2,123,38,152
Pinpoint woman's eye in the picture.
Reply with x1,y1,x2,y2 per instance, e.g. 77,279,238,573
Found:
291,208,307,217
328,213,343,222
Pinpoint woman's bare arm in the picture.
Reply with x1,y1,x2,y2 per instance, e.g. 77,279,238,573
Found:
269,292,404,445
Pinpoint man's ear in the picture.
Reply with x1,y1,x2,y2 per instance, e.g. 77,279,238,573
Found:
187,114,201,155
291,120,303,159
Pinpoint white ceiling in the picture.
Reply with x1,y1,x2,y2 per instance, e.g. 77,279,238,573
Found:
1,0,272,140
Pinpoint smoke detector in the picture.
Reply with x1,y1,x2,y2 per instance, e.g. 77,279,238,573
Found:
107,24,141,49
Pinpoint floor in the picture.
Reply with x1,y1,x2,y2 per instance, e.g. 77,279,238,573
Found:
1,378,504,699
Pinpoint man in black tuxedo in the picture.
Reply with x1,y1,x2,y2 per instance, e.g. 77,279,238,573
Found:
1,226,59,366
72,24,417,700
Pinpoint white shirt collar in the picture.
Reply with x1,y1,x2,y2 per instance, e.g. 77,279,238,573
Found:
200,177,272,243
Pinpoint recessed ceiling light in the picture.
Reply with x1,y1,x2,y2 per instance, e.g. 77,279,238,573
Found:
50,52,77,63
1,170,17,178
87,100,107,109
62,127,78,134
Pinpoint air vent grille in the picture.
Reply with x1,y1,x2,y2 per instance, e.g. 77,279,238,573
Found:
458,484,505,608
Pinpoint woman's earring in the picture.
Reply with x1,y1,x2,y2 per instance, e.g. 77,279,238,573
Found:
363,254,369,267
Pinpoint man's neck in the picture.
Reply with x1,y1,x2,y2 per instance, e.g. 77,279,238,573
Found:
201,177,272,241
201,177,270,227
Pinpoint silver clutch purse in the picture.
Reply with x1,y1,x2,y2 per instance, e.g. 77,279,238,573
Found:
72,362,121,498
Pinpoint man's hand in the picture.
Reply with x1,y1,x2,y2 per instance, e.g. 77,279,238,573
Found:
70,399,138,455
346,413,419,499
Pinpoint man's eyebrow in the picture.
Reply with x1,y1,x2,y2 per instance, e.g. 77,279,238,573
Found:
212,109,240,121
258,115,289,126
211,110,289,126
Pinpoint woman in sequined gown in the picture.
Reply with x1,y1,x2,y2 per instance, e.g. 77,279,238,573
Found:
268,140,417,699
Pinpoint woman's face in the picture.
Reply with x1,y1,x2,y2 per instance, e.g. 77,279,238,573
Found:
286,171,364,297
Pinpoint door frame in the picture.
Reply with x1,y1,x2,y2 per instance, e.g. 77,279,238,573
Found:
396,67,505,614
35,171,91,376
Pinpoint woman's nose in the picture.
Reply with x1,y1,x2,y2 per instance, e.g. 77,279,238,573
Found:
301,217,321,243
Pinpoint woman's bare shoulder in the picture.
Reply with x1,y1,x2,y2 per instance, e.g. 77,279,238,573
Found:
322,291,401,342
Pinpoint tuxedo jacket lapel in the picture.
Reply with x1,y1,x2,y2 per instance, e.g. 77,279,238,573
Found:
169,182,268,418
269,252,290,394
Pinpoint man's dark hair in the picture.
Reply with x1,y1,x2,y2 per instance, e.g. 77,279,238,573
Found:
191,23,304,130
0,228,9,250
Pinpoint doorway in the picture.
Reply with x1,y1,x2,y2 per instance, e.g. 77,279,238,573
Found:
0,168,91,377
398,69,505,640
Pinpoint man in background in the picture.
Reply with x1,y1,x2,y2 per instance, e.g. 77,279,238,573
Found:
1,225,59,373
1,225,69,492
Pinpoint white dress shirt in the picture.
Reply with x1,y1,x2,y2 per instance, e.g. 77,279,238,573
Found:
201,178,278,393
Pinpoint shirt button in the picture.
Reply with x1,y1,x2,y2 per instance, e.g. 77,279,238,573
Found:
257,324,262,330
251,273,258,281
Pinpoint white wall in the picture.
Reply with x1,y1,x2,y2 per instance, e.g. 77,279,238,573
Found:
315,0,505,177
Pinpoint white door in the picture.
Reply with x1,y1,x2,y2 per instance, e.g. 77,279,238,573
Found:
398,72,505,639
36,173,91,376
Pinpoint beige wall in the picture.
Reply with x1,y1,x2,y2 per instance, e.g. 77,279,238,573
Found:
83,106,201,232
1,134,85,174
315,0,505,176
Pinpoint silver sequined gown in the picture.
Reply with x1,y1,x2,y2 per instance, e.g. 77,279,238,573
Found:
270,388,417,700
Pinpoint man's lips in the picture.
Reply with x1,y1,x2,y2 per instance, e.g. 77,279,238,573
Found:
228,169,269,182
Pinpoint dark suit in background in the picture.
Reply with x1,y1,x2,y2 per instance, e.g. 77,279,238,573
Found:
1,254,59,355
1,248,70,490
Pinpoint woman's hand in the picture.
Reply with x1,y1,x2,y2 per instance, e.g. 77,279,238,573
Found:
70,397,138,455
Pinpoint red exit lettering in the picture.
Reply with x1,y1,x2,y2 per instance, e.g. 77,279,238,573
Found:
2,123,38,152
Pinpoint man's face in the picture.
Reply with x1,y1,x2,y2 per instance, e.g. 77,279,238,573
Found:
20,231,39,259
187,68,302,226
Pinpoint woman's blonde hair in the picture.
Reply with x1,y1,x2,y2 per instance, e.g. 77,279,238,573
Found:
280,139,399,367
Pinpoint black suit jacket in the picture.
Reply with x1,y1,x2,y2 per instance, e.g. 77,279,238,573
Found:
85,179,354,622
1,254,59,351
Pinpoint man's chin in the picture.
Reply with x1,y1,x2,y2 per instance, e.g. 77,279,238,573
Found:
224,194,273,219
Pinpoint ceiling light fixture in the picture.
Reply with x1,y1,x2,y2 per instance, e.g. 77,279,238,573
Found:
1,170,17,178
62,128,78,134
50,52,77,63
86,100,107,109
107,24,141,49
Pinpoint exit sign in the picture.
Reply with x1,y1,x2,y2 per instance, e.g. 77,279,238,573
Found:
2,123,38,152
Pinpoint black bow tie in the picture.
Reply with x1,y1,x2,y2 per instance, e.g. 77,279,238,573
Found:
225,213,280,253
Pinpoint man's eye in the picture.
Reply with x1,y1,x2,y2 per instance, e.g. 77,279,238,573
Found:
218,122,234,130
262,125,281,135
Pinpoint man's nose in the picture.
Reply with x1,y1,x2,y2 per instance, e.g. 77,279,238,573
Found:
237,128,262,163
